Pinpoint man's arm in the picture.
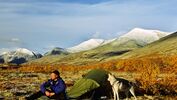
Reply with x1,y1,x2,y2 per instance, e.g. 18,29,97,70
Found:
53,79,66,95
40,79,51,94
49,92,55,96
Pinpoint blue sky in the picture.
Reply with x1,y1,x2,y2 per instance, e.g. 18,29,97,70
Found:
0,0,177,53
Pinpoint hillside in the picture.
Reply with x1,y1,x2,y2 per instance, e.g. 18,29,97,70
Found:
44,47,69,56
67,28,170,58
25,28,172,66
116,32,177,59
67,28,169,53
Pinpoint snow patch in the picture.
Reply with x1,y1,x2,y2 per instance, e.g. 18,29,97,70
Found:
16,48,34,55
120,28,171,44
67,39,105,53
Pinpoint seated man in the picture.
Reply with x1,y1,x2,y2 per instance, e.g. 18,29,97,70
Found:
26,70,67,100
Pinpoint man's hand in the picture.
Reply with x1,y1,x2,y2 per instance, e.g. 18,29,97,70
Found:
45,91,50,96
50,92,55,97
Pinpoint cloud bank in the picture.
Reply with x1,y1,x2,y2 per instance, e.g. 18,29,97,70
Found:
0,0,177,53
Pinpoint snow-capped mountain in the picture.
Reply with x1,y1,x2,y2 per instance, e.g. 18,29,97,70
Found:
15,48,35,56
67,38,115,53
67,28,171,53
103,28,171,50
120,28,171,45
0,48,42,64
0,48,10,55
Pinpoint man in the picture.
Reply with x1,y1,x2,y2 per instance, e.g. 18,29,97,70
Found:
26,70,67,100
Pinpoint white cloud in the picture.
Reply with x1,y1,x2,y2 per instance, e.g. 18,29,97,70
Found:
11,38,20,42
0,0,177,53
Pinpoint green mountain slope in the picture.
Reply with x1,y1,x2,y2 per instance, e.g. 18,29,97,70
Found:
117,32,177,59
26,32,177,66
25,38,142,65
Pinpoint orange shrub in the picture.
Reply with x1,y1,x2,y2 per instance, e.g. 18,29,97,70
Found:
18,54,177,95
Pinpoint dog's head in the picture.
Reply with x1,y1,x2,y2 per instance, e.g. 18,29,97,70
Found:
107,73,115,82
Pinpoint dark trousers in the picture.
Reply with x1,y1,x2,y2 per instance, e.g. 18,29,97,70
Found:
26,91,67,100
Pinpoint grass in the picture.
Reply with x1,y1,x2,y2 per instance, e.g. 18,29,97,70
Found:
18,54,177,96
0,55,177,99
1,32,177,99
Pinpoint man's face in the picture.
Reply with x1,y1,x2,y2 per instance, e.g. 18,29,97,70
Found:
50,73,58,80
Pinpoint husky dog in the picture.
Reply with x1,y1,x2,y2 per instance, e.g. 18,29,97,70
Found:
107,74,137,100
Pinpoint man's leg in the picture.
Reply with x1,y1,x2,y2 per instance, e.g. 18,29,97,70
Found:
49,93,67,100
26,91,44,100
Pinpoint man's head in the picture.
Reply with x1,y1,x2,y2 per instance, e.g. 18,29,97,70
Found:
50,70,60,80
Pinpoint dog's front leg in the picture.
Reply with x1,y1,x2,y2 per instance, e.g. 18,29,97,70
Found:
112,87,116,100
116,90,119,100
114,86,119,100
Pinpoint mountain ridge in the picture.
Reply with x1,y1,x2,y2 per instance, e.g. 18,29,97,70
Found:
25,28,173,66
66,28,170,53
0,48,42,65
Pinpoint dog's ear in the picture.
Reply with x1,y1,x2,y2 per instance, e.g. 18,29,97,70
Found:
111,74,116,78
108,73,115,78
109,72,112,75
108,73,113,76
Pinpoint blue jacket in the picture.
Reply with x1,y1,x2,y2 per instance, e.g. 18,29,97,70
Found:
40,78,66,95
